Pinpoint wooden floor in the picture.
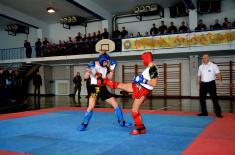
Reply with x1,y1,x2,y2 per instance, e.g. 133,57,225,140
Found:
22,96,235,114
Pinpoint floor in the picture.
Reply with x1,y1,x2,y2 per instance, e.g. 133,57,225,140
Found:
0,96,235,155
23,96,235,114
0,107,235,155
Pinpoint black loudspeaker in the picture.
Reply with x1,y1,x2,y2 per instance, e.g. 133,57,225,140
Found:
134,6,140,14
198,0,211,13
169,2,188,18
139,5,146,13
150,4,158,11
211,0,221,12
198,0,221,13
169,7,178,18
178,3,188,16
145,5,151,12
5,24,29,36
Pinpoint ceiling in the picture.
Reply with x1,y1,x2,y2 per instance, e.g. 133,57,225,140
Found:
0,0,96,24
93,0,181,14
0,0,182,28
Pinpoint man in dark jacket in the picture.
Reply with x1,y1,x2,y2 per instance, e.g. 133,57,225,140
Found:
35,38,42,57
24,40,32,58
33,71,42,97
73,72,82,98
0,68,5,99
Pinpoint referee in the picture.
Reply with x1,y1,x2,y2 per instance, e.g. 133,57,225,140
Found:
197,54,223,118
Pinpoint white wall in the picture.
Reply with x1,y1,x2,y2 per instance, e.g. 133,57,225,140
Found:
0,28,38,49
25,54,235,96
48,21,103,44
0,3,49,38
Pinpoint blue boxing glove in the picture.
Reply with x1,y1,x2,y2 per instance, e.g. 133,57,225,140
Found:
88,61,95,69
110,59,117,70
133,75,148,84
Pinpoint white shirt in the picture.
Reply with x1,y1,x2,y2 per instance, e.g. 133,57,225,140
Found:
140,66,158,90
90,62,108,85
198,62,220,82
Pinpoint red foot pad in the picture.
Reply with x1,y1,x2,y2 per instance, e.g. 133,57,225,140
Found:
130,128,146,135
131,112,146,135
103,79,119,89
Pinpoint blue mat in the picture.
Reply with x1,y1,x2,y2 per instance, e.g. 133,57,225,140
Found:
0,110,214,155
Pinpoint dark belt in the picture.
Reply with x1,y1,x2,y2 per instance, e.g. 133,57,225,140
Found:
201,80,215,84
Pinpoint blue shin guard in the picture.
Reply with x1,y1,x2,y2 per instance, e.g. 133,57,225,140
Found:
79,111,93,131
115,106,132,127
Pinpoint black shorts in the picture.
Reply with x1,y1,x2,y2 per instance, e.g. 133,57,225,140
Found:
89,85,113,101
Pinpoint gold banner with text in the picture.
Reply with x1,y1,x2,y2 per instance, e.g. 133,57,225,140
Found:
122,29,235,51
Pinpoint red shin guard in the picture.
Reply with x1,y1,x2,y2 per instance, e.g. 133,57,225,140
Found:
103,79,119,89
130,112,146,135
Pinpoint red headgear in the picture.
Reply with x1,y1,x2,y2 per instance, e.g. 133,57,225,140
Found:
141,52,153,66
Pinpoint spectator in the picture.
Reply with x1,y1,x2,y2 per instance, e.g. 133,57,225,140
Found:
97,30,102,40
73,72,82,98
75,32,82,42
92,32,97,40
150,23,158,35
121,27,128,38
84,77,91,98
33,71,42,98
5,69,15,94
58,40,66,55
82,34,87,41
168,22,177,33
102,28,109,39
145,31,149,36
232,21,235,27
179,21,188,33
35,38,42,57
14,70,22,98
68,37,73,44
87,33,92,41
0,68,5,93
137,32,142,37
129,33,134,38
159,21,167,34
212,19,222,30
24,40,32,58
67,37,74,54
222,17,231,28
43,37,49,45
195,19,207,31
59,40,64,47
112,27,121,38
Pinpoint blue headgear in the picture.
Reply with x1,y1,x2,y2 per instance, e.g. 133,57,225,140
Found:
98,53,110,66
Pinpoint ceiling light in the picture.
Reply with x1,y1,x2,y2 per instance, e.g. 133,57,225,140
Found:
47,7,55,13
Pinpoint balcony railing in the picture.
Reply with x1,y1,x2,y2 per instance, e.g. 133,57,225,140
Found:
0,28,235,61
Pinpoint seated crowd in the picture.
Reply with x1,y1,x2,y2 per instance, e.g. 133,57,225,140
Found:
24,17,235,58
0,67,23,101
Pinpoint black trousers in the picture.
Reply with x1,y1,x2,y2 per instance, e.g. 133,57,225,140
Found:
74,85,81,97
200,80,222,115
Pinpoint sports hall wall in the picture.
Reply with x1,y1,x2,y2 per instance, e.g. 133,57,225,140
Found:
0,3,47,48
0,28,38,49
25,55,235,97
48,21,102,44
